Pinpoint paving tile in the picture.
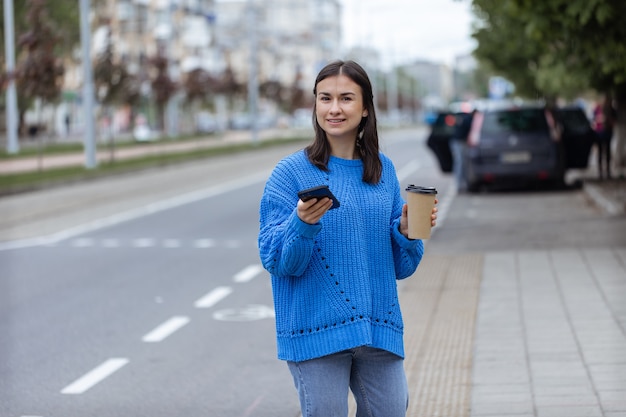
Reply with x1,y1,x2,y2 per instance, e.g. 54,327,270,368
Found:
471,383,531,395
471,391,532,404
470,402,534,416
533,395,600,407
602,400,626,412
471,415,533,417
598,390,626,401
533,384,596,397
406,246,626,417
535,406,603,417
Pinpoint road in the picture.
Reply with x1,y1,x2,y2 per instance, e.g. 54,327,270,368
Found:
2,126,623,416
0,127,448,417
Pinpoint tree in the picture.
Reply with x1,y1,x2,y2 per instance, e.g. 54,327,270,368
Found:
149,50,177,132
15,0,64,137
93,22,132,160
1,0,103,132
471,0,626,171
0,0,87,60
183,68,214,105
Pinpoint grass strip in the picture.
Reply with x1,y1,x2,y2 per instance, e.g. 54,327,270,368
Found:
0,136,307,195
0,133,215,159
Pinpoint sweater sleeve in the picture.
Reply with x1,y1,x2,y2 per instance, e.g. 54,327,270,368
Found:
384,155,424,279
258,160,322,278
391,218,424,280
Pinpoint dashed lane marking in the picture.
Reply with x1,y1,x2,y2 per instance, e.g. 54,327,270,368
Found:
194,286,233,309
233,264,264,283
213,304,275,322
48,238,253,249
60,358,129,395
0,171,271,251
142,316,190,343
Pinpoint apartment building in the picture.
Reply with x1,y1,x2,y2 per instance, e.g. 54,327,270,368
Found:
92,0,341,107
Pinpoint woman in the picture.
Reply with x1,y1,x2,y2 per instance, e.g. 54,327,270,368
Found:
258,60,437,417
592,97,616,180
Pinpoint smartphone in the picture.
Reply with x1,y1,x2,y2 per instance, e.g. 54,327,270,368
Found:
297,185,340,209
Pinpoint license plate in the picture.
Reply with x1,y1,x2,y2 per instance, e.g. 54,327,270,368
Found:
500,151,531,163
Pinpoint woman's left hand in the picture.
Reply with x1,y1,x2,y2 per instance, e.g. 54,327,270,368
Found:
431,198,439,227
399,198,439,239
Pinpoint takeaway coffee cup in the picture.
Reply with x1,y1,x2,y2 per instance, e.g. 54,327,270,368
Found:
405,185,437,239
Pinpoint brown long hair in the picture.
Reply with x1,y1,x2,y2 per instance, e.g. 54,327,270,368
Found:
305,60,382,184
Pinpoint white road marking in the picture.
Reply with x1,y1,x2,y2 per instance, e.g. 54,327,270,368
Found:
72,238,94,247
233,264,264,283
142,316,190,343
213,305,275,321
194,286,232,309
60,358,129,395
397,160,421,182
133,238,155,248
194,238,216,248
0,171,271,251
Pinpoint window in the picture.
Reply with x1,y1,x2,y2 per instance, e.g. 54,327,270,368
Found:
483,109,548,134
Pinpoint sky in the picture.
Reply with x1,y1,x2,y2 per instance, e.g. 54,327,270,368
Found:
341,0,477,67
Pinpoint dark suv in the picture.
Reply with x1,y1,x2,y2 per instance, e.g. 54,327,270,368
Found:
463,105,593,191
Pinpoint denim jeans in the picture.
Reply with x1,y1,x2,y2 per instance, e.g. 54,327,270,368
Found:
287,346,408,417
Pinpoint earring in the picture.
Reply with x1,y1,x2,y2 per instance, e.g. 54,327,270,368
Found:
356,134,363,150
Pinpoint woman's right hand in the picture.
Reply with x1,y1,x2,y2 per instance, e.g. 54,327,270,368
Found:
297,197,333,224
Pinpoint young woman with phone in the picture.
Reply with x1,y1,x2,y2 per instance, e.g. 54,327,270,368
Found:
258,60,437,417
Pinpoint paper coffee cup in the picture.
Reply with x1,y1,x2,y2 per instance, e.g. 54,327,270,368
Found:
405,185,437,239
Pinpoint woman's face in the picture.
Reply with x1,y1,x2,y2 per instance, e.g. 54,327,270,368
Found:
315,74,368,143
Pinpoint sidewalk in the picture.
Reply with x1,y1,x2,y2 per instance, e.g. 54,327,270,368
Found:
398,247,626,417
0,128,309,174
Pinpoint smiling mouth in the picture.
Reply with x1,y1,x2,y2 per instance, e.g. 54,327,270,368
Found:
327,119,345,123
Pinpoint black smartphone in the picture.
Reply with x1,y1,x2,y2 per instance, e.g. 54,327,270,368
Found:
297,185,340,209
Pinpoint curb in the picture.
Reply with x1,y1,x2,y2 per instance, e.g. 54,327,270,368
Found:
583,181,625,215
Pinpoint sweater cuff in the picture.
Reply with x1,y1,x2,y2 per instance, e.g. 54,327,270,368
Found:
289,210,323,239
391,218,421,249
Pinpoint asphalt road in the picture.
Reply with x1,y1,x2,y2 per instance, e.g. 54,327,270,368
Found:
0,127,451,417
2,126,624,417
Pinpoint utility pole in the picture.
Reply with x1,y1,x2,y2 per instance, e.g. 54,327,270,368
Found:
3,0,19,154
79,0,97,168
247,0,259,143
165,0,178,138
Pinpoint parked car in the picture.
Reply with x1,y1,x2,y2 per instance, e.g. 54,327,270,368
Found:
463,105,592,191
426,111,472,173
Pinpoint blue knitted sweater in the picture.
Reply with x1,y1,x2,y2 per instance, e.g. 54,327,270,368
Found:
258,149,424,362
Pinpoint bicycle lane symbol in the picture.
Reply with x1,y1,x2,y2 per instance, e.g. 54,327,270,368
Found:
213,304,275,322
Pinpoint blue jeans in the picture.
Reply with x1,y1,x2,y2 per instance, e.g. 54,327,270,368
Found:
287,346,408,417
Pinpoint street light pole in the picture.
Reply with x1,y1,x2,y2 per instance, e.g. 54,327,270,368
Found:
247,0,259,143
79,0,97,168
3,0,19,154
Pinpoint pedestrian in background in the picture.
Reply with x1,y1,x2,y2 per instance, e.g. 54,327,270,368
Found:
258,60,437,417
450,109,475,192
592,96,616,180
